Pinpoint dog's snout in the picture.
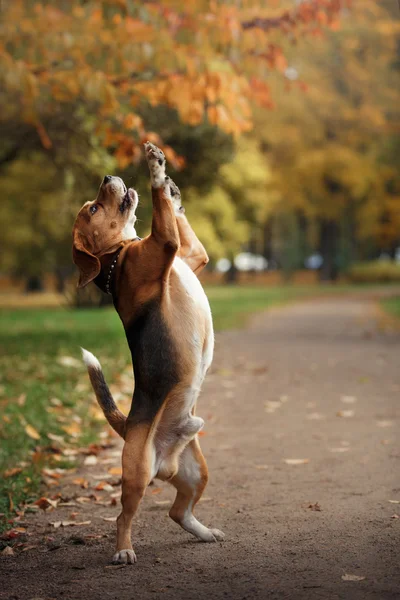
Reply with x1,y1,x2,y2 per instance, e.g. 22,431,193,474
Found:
103,175,113,184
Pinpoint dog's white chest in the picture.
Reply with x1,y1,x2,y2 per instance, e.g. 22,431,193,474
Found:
173,257,211,317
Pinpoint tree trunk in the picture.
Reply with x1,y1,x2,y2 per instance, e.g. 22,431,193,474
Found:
25,275,43,293
319,219,339,282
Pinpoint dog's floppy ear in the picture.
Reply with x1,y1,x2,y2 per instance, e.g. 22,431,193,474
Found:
72,229,101,289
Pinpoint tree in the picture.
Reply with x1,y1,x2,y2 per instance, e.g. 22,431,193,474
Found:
0,0,345,169
254,0,400,279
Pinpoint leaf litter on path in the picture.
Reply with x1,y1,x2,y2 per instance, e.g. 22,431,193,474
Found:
51,521,91,528
336,410,355,418
341,574,366,582
340,395,357,404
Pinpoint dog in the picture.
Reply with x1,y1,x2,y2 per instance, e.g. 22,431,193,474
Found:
72,142,224,564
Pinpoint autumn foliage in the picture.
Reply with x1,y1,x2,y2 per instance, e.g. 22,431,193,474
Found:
1,0,346,167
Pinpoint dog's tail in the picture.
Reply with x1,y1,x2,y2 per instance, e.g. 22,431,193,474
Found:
81,348,126,438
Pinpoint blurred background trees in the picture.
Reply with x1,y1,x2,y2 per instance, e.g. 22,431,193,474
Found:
0,0,399,291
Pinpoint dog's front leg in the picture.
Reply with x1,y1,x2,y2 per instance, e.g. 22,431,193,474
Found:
144,142,180,261
168,179,210,275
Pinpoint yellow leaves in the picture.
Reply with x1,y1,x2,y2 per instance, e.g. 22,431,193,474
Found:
62,422,81,438
25,424,40,440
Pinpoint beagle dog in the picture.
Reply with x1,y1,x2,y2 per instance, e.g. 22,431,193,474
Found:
72,142,224,564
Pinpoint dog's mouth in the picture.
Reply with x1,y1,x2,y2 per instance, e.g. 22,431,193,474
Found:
119,187,134,214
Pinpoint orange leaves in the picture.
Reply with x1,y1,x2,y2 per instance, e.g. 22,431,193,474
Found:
108,466,122,476
4,467,22,478
0,0,345,160
34,497,58,511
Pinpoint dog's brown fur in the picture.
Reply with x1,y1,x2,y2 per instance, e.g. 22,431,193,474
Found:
73,143,224,564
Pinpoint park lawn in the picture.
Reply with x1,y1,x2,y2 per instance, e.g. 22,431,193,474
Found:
0,283,390,528
381,296,400,321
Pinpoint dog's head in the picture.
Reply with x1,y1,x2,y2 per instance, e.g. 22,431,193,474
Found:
72,176,139,288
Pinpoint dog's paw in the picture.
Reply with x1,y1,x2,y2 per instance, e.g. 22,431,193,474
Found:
195,527,225,543
112,549,137,564
144,141,167,189
209,528,225,542
168,178,184,214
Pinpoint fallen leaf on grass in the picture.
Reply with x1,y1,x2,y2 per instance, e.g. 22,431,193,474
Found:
42,468,67,479
51,521,91,528
101,516,117,522
62,422,82,438
1,528,27,540
308,502,321,511
108,466,122,476
341,574,365,582
57,356,81,368
4,467,22,478
1,546,15,557
25,424,40,440
336,410,355,418
284,459,309,465
17,393,26,406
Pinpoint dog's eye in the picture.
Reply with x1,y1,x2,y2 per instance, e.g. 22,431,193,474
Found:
90,205,98,215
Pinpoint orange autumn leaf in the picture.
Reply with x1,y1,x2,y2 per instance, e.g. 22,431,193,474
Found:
72,478,89,489
107,466,122,476
4,467,22,478
150,488,162,495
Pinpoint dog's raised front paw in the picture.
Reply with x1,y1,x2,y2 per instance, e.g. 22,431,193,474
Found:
112,549,137,564
144,141,167,189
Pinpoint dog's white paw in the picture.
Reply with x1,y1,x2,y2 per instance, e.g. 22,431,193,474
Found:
209,528,225,542
144,141,167,189
112,549,137,564
196,527,225,543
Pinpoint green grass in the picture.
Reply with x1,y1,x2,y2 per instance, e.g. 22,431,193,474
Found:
0,283,395,529
381,296,400,320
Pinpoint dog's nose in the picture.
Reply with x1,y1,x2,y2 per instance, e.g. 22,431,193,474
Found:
103,175,112,184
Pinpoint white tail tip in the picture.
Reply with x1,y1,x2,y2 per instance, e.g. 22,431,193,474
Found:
81,348,101,370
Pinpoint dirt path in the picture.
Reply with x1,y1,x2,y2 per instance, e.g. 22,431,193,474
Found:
1,297,399,600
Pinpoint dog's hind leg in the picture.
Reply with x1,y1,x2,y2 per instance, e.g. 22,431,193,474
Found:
168,438,225,542
113,423,154,564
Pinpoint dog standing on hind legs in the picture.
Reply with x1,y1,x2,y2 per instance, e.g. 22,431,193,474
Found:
72,142,224,564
